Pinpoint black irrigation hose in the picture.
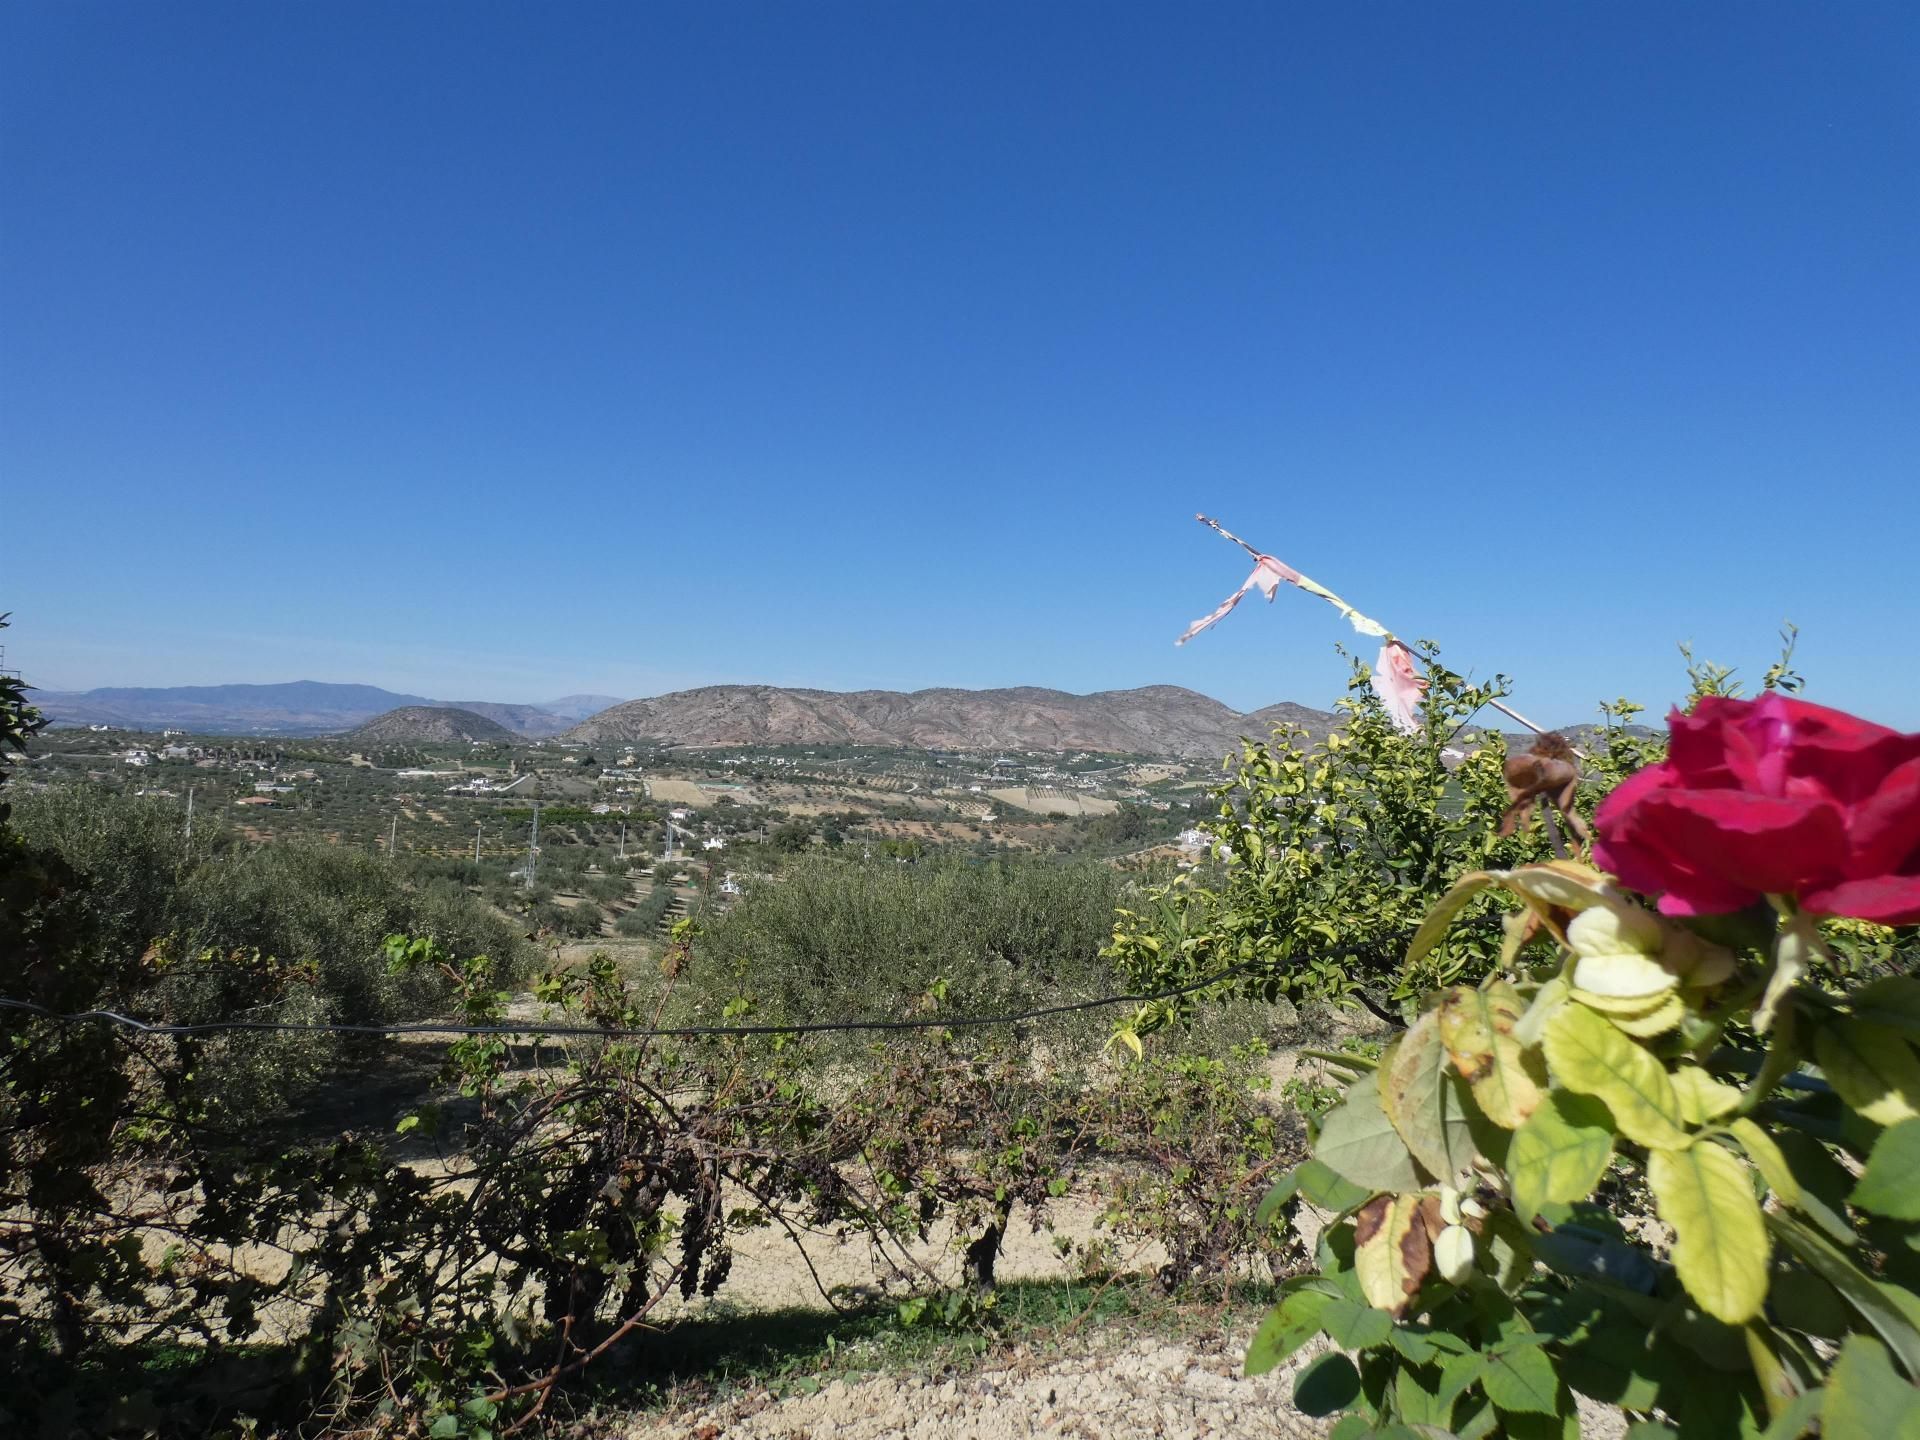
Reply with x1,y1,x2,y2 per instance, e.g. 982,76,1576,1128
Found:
0,958,1265,1041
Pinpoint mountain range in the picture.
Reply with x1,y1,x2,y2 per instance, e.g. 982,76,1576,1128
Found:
34,679,1337,756
560,685,1336,758
32,681,619,738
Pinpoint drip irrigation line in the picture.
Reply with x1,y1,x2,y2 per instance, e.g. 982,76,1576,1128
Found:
0,958,1265,1041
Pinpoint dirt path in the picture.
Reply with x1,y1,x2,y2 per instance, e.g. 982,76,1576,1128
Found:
627,1330,1330,1440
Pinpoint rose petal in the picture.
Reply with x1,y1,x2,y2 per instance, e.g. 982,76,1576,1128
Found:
1839,755,1920,881
1803,875,1920,926
1630,790,1845,897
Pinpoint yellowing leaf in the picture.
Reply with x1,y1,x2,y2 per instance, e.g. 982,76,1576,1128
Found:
1433,1223,1475,1284
1500,859,1620,912
1727,1119,1800,1207
1543,1003,1689,1149
1567,904,1666,957
1513,975,1569,1048
1649,1143,1770,1324
1436,981,1544,1130
1353,1193,1431,1314
1607,993,1687,1037
1664,929,1737,988
1565,985,1674,1018
1379,1012,1475,1181
1570,950,1680,1000
1508,1088,1614,1222
1816,1020,1920,1128
1670,1066,1742,1125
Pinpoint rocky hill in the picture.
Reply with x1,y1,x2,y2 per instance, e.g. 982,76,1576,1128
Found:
560,684,1337,758
348,706,520,744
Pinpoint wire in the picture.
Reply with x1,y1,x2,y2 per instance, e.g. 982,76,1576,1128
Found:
0,959,1263,1041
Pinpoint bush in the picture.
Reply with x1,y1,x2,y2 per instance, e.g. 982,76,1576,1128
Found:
686,854,1126,1035
1106,652,1567,1034
1247,692,1920,1435
7,785,534,1126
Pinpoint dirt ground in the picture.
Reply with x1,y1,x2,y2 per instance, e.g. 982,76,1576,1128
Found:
627,1331,1332,1440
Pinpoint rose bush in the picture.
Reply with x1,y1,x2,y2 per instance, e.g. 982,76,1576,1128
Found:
1593,693,1920,923
1251,694,1920,1437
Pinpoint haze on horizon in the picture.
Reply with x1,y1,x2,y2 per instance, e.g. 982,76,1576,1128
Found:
5,4,1917,728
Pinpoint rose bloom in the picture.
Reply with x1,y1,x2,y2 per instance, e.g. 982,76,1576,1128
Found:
1592,693,1920,924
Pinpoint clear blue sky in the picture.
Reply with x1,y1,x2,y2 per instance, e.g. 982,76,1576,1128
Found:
5,3,1917,725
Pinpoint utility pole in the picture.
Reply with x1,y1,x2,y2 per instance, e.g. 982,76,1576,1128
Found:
619,821,626,860
526,798,540,889
474,821,482,864
388,814,397,860
184,787,194,841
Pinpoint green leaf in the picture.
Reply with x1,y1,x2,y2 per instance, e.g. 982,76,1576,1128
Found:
1319,1296,1395,1350
1294,1156,1374,1213
1316,1072,1423,1193
1815,1020,1920,1128
428,1416,460,1440
1773,1130,1859,1246
1849,976,1920,1033
1824,1334,1920,1440
1379,1013,1476,1181
1255,1174,1298,1231
1769,1265,1852,1339
1509,1089,1615,1222
1647,1143,1770,1324
1294,1352,1363,1418
1505,1407,1580,1440
1405,871,1499,970
1854,1117,1920,1220
1245,1300,1319,1377
1755,1388,1824,1440
1543,1003,1688,1149
1394,1363,1456,1429
1482,1344,1559,1415
1769,1212,1920,1377
1728,1119,1800,1206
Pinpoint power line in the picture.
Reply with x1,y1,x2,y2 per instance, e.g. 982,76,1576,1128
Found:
0,959,1262,1041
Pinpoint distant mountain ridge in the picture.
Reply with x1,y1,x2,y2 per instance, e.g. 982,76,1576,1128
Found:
561,684,1339,758
33,681,595,738
32,679,1343,756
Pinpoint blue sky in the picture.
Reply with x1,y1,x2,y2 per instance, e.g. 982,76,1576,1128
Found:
4,3,1916,725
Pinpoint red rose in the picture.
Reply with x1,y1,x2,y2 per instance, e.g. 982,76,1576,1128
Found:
1592,694,1920,924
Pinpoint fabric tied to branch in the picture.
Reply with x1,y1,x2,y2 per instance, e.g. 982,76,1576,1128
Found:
1373,640,1427,734
1177,547,1423,731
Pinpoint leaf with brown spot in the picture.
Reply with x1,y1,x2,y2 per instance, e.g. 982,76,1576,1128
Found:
1379,1012,1477,1181
1436,981,1545,1130
1354,1192,1432,1314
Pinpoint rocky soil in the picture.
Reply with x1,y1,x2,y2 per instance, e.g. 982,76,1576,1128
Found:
627,1331,1330,1440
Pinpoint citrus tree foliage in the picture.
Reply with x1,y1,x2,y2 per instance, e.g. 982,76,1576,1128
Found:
1251,856,1920,1434
1108,648,1563,1033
